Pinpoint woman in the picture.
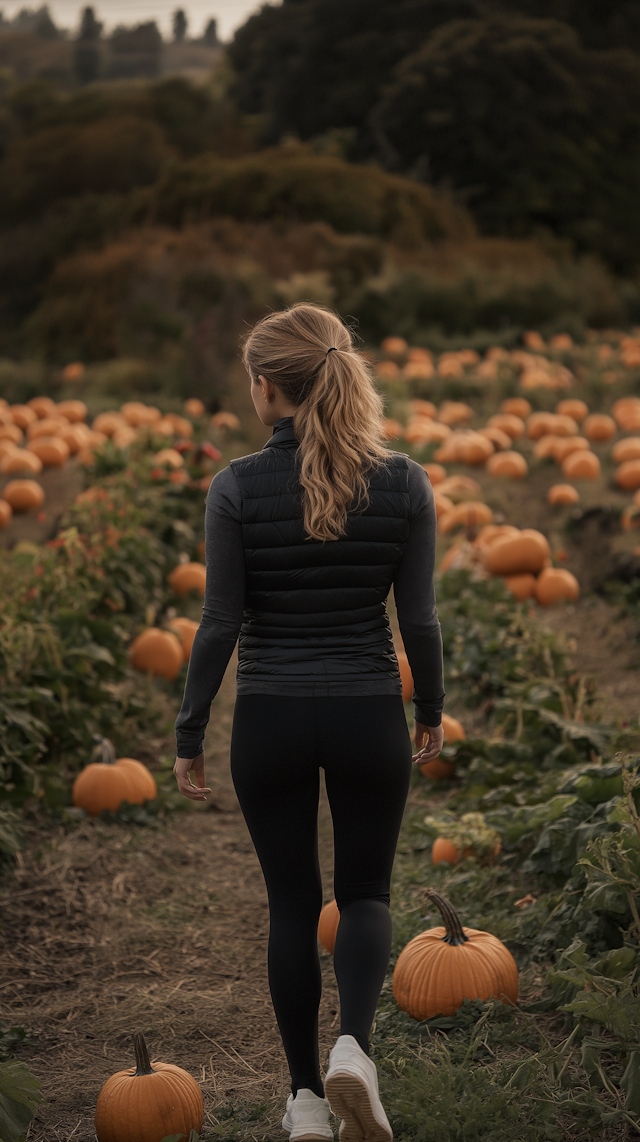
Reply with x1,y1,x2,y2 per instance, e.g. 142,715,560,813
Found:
174,304,445,1142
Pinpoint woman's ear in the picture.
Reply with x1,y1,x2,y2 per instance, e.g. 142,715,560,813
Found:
258,374,272,403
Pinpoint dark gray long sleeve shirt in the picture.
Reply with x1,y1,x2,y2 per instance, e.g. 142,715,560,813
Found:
175,451,445,758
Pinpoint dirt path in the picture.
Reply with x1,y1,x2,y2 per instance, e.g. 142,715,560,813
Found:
2,662,343,1142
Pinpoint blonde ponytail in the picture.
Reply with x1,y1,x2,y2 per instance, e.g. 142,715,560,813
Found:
242,303,389,541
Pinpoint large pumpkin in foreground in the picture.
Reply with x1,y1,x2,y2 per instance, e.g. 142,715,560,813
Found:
393,889,518,1020
95,1032,203,1142
73,739,157,816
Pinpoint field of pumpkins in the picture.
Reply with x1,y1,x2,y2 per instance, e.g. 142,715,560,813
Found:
1,327,640,1141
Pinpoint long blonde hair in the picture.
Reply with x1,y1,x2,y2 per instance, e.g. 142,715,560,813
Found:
242,304,388,542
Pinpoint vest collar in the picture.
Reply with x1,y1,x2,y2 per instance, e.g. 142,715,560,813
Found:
264,416,298,450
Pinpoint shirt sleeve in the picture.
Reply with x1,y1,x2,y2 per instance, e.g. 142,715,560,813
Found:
174,466,245,758
393,460,446,727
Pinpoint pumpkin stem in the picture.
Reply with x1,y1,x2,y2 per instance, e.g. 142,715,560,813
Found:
133,1031,156,1076
423,888,469,946
90,736,117,766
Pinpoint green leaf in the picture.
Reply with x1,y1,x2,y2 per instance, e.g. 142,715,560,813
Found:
621,1050,640,1114
0,1060,43,1142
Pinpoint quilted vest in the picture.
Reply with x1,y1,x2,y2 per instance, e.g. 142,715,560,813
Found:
229,418,411,690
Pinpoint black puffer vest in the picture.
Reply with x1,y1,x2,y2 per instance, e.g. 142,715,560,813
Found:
229,418,411,694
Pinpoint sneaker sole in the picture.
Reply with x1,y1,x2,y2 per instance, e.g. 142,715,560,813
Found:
282,1116,334,1141
325,1072,392,1142
287,1134,334,1142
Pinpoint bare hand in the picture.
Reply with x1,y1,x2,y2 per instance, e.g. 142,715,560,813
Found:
412,722,444,765
173,752,212,801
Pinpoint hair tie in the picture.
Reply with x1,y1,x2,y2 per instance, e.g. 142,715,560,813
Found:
325,347,338,359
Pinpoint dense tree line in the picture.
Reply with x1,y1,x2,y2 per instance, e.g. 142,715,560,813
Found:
228,0,640,269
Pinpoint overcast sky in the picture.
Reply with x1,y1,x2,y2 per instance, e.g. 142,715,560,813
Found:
3,0,267,39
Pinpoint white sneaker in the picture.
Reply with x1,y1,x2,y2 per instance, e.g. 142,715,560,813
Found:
324,1035,392,1142
282,1088,334,1141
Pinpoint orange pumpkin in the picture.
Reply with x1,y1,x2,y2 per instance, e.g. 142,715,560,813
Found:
318,900,340,954
411,399,437,419
486,451,528,478
526,412,557,440
154,448,184,469
392,888,518,1020
552,414,579,437
433,491,455,518
381,418,403,440
475,524,520,552
552,436,590,462
478,426,512,451
556,399,588,422
548,484,580,506
57,399,88,423
423,462,446,485
377,360,401,378
166,618,199,662
27,416,68,440
616,460,640,491
130,628,184,681
439,501,493,533
437,476,482,501
112,426,138,449
583,413,616,442
0,449,43,475
73,739,157,816
612,398,640,429
95,1031,204,1142
432,836,501,866
28,395,56,418
210,410,241,431
381,336,408,356
184,398,206,417
534,568,580,605
561,450,600,479
483,530,549,576
0,423,23,444
10,404,37,429
168,562,207,597
431,837,469,865
396,649,413,703
2,479,44,511
612,437,640,463
404,360,435,380
457,433,494,465
27,436,70,467
62,361,85,381
93,411,127,437
486,413,525,439
437,401,474,426
533,434,562,460
502,573,536,601
60,424,91,454
501,398,531,418
0,499,12,527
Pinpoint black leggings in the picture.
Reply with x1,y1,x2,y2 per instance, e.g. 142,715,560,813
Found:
230,694,413,1098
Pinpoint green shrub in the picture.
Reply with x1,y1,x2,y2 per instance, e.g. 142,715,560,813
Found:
151,148,474,243
0,115,170,219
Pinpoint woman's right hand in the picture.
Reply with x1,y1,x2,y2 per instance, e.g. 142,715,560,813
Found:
412,722,444,765
173,752,212,801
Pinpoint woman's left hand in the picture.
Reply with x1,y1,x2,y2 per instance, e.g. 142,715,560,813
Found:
411,722,444,765
173,752,212,801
